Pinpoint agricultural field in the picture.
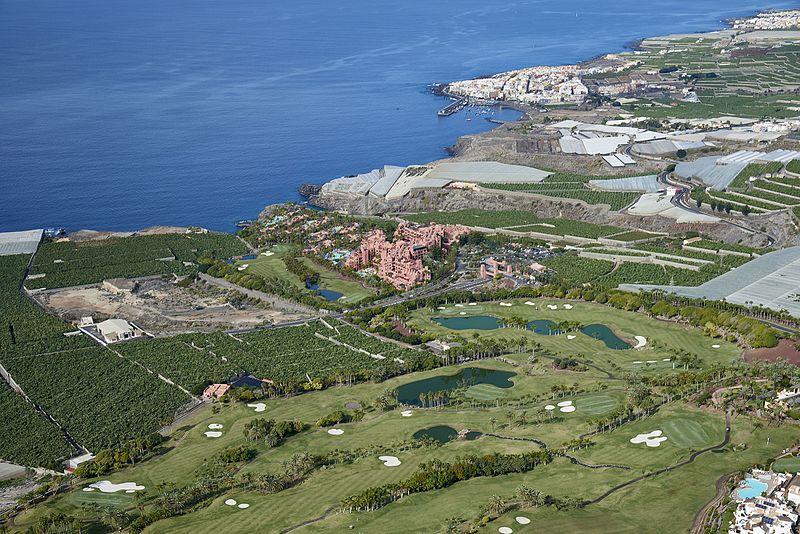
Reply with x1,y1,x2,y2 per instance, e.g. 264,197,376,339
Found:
26,233,248,289
1,345,190,451
480,183,637,211
0,380,74,468
0,253,190,460
403,210,625,239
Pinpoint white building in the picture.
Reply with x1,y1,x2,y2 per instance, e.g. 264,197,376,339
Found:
95,319,141,344
729,496,798,534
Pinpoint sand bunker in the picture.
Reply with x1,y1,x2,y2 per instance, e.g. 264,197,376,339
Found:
557,400,575,413
499,527,513,534
544,405,555,410
459,311,466,315
524,301,536,306
633,336,647,349
712,344,720,349
546,304,558,310
567,334,576,340
563,304,573,310
205,431,223,438
633,360,643,364
327,428,344,435
238,503,250,509
378,455,401,467
87,481,144,493
225,499,237,506
499,302,512,307
468,302,477,306
437,306,446,310
208,423,223,430
662,358,671,362
455,303,464,308
630,430,668,447
401,410,413,417
247,403,266,412
516,517,531,525
261,251,275,256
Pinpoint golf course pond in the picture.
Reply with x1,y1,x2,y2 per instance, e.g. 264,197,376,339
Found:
580,324,631,350
396,367,516,405
306,282,343,302
432,316,631,349
413,425,481,443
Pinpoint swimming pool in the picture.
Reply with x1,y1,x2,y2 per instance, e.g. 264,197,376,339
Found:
736,478,768,500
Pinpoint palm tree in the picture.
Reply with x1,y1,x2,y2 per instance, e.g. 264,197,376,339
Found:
489,417,498,432
488,494,506,515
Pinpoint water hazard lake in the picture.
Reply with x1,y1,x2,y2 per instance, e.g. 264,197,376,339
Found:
433,315,631,349
396,367,515,405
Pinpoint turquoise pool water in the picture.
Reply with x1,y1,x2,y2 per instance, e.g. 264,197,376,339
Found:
736,478,768,500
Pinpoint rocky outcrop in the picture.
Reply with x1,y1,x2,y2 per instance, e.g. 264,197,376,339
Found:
313,188,768,247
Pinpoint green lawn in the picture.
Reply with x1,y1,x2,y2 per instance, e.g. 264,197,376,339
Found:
773,456,800,473
235,245,376,303
406,299,742,372
298,257,376,304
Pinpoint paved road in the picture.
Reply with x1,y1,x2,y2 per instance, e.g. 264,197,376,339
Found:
691,472,735,534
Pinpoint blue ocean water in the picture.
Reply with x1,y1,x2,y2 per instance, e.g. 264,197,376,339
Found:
1,0,796,232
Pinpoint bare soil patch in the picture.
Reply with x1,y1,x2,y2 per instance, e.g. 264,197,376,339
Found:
744,339,800,366
40,278,308,335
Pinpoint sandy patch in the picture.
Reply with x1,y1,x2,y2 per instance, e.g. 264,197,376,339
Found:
567,334,576,340
524,301,536,306
499,527,513,534
468,302,477,306
546,304,558,310
557,400,573,407
633,360,643,364
459,311,466,315
633,336,647,349
516,517,531,525
205,431,223,438
247,403,266,412
437,306,446,310
208,423,223,430
662,358,671,362
225,499,237,506
378,455,401,467
499,302,512,307
327,428,344,435
560,405,576,413
261,251,274,256
712,344,721,349
563,304,573,310
455,303,464,308
401,410,413,417
544,404,555,410
238,503,250,509
630,430,667,447
87,481,144,493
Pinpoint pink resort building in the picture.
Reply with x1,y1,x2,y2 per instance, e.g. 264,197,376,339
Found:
346,222,467,290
